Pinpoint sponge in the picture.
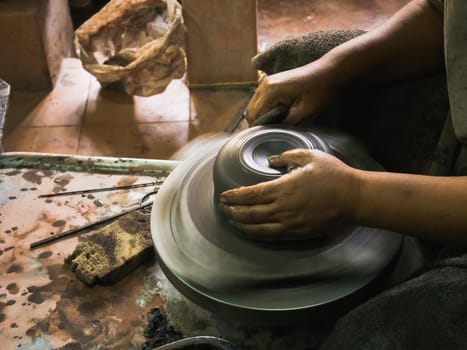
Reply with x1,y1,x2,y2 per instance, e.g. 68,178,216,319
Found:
65,209,153,285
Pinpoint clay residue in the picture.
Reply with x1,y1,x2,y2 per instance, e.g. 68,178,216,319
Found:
25,264,163,349
52,220,67,228
116,176,139,187
7,264,23,274
52,174,75,193
6,283,19,294
22,170,53,185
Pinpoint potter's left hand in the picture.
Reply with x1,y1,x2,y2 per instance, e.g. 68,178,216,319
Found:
219,149,360,240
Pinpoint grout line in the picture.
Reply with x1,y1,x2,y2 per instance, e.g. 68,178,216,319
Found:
18,125,82,129
76,73,93,154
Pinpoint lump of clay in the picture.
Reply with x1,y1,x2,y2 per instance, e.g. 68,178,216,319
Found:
75,0,185,96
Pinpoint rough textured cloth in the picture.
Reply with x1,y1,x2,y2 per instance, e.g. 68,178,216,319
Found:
319,249,467,350
253,30,365,75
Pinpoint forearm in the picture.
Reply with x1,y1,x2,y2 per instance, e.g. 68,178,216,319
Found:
354,171,467,245
318,0,444,86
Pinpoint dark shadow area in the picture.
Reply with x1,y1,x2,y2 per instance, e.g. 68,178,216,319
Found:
68,0,111,29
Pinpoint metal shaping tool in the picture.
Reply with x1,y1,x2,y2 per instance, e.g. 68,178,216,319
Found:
253,105,289,126
37,181,162,198
151,126,402,325
30,191,158,249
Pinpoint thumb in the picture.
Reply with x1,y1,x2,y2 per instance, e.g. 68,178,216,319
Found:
268,149,316,169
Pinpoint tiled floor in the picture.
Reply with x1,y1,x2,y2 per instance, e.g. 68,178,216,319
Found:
3,0,409,160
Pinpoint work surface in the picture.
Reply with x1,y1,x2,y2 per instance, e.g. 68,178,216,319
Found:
0,153,351,350
0,153,177,349
2,152,416,350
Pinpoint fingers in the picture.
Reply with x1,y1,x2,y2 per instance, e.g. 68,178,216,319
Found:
219,202,277,224
218,194,292,240
246,88,310,127
219,202,290,239
226,218,318,241
220,181,277,205
268,149,320,168
228,221,288,240
245,85,278,125
245,75,294,126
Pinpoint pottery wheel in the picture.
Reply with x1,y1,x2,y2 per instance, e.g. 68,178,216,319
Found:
151,126,402,324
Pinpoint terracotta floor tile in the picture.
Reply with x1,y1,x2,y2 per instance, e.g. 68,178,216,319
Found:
3,91,48,131
3,126,80,154
78,100,251,158
5,60,90,129
83,78,190,125
77,122,192,159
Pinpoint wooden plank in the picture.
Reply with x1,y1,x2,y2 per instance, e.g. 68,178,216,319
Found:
0,0,74,91
183,0,258,86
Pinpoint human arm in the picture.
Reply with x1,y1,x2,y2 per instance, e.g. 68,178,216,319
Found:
246,0,444,125
219,150,467,246
354,166,467,246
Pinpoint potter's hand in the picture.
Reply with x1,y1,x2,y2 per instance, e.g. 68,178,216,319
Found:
245,60,341,126
247,30,366,126
219,149,359,240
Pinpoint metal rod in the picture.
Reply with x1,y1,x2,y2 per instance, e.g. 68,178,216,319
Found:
29,201,153,249
38,181,162,198
224,86,255,134
223,74,265,134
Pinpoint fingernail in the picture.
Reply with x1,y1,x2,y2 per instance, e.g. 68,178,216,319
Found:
267,154,281,162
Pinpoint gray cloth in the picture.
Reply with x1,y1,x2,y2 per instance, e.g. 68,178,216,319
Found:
253,30,365,75
319,249,467,350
